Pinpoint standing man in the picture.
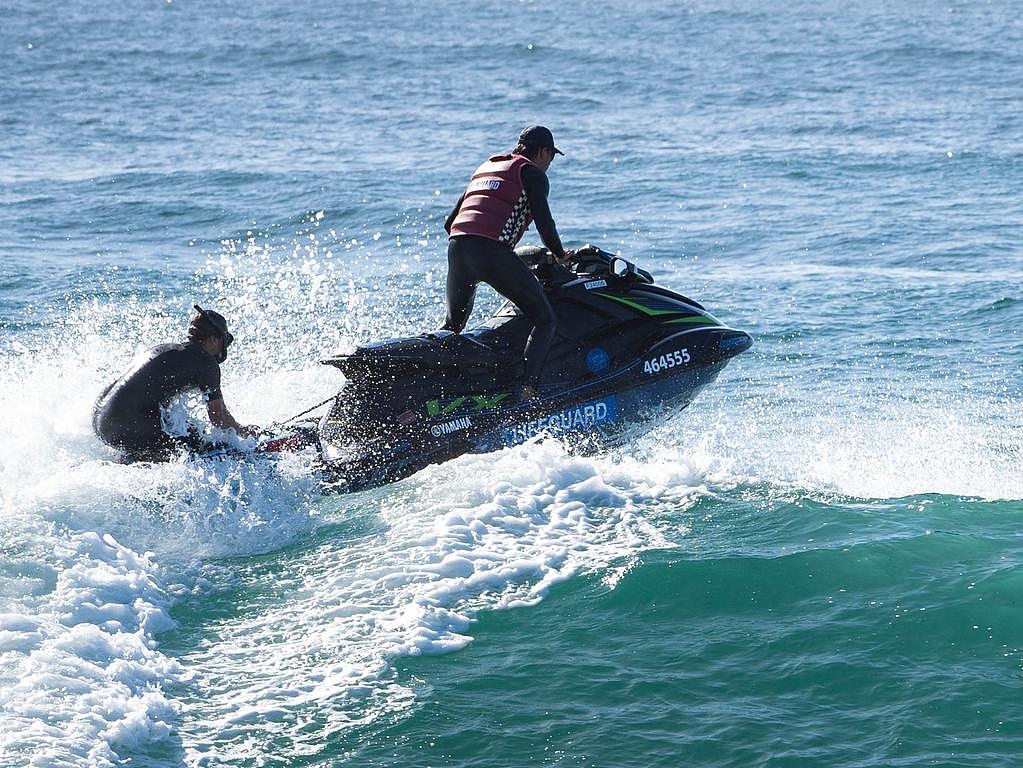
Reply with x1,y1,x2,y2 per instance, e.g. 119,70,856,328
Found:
443,125,572,400
93,305,256,462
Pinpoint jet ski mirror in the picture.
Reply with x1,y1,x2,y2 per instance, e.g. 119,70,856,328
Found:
610,257,630,277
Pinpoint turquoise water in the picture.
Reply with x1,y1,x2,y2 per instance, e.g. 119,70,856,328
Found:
2,1,1022,766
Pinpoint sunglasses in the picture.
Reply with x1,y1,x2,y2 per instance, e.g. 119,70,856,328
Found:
193,304,234,348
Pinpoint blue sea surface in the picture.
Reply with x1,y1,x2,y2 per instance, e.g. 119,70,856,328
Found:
2,1,1022,766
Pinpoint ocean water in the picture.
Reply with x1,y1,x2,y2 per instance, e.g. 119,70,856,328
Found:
2,0,1022,766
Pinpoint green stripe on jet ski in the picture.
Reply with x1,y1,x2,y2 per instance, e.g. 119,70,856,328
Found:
663,316,721,326
595,293,679,316
596,293,721,325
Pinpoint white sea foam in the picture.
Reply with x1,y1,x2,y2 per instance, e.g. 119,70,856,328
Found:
676,378,1023,501
0,532,181,768
177,440,689,765
0,298,326,766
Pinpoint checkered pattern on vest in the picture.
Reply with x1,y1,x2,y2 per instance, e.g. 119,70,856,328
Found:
499,189,531,246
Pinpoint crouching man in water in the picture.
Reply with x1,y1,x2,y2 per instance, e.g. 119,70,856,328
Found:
93,305,257,462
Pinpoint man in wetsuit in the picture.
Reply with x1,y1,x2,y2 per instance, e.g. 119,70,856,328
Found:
443,125,572,400
92,306,256,462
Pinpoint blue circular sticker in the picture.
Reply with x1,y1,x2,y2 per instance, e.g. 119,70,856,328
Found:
586,347,609,374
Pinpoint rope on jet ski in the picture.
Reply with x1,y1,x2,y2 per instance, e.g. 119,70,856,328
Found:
280,395,335,425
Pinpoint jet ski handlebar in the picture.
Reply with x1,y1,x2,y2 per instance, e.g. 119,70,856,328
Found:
516,244,654,284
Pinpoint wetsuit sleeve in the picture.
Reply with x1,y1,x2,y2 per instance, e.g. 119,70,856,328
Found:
521,164,566,260
444,194,465,234
199,359,223,402
207,367,223,402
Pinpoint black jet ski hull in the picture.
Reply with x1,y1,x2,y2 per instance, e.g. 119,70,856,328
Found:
316,332,750,492
313,246,752,492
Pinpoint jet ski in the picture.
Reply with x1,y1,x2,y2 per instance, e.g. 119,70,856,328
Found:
290,244,752,492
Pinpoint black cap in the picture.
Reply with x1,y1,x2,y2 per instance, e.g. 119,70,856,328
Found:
518,125,564,155
190,305,233,348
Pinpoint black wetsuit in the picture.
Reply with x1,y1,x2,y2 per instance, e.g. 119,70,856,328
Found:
443,163,566,387
92,342,223,462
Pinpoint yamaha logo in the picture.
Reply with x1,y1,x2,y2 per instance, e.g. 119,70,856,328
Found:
430,416,473,437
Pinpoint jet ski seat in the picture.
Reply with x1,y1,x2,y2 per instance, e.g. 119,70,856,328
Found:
323,330,518,380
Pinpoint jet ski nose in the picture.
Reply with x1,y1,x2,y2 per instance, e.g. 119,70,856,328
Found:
718,329,753,360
